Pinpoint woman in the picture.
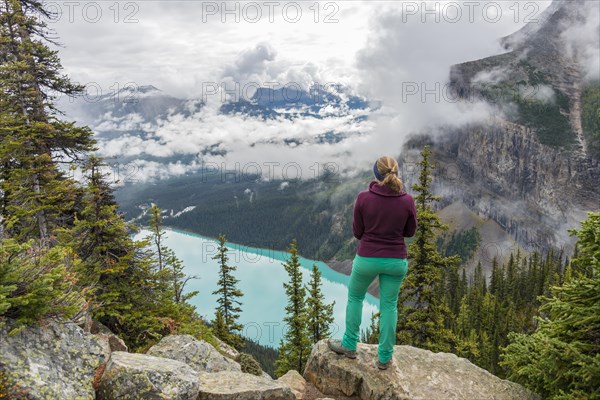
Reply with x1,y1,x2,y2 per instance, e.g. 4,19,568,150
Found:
327,155,417,370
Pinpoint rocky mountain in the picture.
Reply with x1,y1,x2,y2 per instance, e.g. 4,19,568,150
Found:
220,84,372,121
436,0,599,255
0,318,539,399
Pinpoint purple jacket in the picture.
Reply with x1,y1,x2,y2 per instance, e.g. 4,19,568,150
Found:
352,181,417,258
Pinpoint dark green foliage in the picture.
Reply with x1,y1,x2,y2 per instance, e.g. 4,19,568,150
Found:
501,212,600,399
0,238,85,334
514,90,576,149
306,264,335,343
239,352,263,376
211,233,244,349
443,227,481,264
0,0,93,333
397,146,459,352
275,240,312,377
241,338,278,378
581,81,600,159
452,249,568,377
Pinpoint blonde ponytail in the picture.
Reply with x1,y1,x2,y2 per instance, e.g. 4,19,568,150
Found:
376,156,403,193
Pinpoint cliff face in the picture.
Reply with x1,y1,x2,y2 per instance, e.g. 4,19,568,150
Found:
419,0,600,253
430,120,599,253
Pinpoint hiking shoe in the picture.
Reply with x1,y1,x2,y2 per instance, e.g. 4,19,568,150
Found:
377,359,392,370
327,339,357,359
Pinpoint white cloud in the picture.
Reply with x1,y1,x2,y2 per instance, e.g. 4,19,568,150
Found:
560,1,600,81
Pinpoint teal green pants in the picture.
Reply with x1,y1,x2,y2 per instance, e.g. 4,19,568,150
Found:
341,254,408,363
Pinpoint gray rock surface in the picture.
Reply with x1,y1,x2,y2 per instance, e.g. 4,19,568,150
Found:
213,336,240,361
96,351,200,400
277,370,307,399
197,370,295,399
86,320,128,362
90,320,128,351
0,318,104,400
147,334,241,373
304,339,540,400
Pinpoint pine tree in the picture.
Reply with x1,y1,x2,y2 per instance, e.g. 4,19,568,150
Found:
275,240,311,377
0,0,96,245
211,233,244,349
501,212,600,399
305,264,335,343
396,145,459,352
57,173,200,350
53,156,137,330
0,0,96,334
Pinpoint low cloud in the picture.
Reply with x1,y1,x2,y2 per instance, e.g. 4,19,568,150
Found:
560,1,600,81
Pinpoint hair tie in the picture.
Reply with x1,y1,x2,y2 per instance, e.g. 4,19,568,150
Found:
373,161,386,181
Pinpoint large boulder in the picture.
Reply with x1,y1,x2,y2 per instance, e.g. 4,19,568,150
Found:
96,351,200,400
277,370,307,399
0,318,105,400
304,339,540,400
147,334,241,373
197,370,295,399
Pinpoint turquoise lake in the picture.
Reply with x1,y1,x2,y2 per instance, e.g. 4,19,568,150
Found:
132,228,379,348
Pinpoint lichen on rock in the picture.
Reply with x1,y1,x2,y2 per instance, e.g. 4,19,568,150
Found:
0,318,104,400
96,351,200,400
147,334,241,373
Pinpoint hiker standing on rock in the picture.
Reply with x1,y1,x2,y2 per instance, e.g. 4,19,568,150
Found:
328,155,417,370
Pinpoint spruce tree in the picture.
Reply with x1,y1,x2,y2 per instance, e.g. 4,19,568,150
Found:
396,145,459,352
0,0,95,334
145,204,199,305
212,309,228,342
305,264,335,343
275,239,311,377
211,233,244,349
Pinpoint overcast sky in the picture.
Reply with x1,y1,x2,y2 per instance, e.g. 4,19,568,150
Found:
46,1,600,182
49,1,556,98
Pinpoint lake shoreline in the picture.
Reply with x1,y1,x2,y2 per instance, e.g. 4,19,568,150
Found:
162,225,381,299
